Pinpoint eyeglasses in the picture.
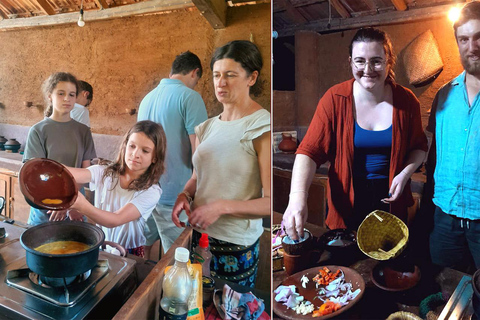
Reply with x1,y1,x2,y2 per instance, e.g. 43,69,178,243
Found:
351,59,386,71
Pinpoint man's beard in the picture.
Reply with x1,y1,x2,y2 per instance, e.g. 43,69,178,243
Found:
461,54,480,75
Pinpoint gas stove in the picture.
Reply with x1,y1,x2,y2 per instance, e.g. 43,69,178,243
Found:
0,220,137,320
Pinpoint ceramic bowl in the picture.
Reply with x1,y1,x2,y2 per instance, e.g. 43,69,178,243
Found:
371,262,421,292
281,229,313,255
19,158,78,210
319,228,357,255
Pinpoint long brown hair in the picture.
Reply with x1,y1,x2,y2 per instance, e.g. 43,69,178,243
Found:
42,72,79,117
102,120,166,191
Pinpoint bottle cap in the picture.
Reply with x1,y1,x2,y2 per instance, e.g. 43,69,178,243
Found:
175,247,190,262
199,233,209,248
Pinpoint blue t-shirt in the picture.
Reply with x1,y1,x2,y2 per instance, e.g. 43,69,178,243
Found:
353,121,392,180
138,78,207,205
428,72,480,219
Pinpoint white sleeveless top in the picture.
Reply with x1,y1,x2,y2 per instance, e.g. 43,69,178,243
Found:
192,109,270,246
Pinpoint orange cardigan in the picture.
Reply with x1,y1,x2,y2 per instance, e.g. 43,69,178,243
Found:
297,79,428,229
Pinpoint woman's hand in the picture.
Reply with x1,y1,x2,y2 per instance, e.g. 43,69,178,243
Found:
188,201,223,230
283,192,309,241
71,191,90,211
48,209,68,221
172,193,192,228
382,171,409,203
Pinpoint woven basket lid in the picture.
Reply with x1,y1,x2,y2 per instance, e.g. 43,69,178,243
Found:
357,210,409,261
386,311,422,320
403,29,443,87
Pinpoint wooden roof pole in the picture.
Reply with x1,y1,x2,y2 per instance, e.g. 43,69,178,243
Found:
390,0,407,11
33,0,56,15
191,0,226,29
330,0,350,18
94,0,108,9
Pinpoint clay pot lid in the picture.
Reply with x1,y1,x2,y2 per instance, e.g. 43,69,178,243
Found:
19,158,78,210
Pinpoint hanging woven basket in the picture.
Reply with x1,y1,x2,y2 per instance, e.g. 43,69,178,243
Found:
403,29,443,87
357,210,409,261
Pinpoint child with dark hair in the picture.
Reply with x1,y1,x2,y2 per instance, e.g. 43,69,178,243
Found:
63,120,166,257
71,80,93,127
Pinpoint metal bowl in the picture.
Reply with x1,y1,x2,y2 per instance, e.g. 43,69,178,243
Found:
19,158,78,210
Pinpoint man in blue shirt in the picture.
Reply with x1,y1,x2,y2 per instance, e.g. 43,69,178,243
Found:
138,51,208,259
428,1,480,270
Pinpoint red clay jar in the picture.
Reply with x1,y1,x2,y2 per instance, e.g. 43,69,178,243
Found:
278,133,297,153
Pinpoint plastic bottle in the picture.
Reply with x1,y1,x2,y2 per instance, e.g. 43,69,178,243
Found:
159,247,193,320
194,233,213,277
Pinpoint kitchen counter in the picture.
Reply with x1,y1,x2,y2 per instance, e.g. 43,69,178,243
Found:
0,150,23,173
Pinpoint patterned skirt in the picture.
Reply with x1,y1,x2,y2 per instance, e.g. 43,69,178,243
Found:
191,230,259,288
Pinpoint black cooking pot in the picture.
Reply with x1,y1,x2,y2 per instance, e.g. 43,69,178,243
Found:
20,221,105,278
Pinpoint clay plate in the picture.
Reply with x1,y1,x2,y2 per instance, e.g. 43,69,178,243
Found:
273,265,365,320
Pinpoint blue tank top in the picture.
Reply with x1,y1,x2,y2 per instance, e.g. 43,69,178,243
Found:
353,121,392,180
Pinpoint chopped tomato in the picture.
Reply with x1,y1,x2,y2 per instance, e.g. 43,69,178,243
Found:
312,300,343,317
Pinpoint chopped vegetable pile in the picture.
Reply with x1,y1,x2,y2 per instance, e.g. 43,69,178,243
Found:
275,267,362,317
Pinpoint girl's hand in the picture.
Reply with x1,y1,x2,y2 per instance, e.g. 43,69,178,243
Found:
188,201,223,230
172,193,192,228
382,171,409,203
48,209,68,221
283,193,308,241
67,209,84,221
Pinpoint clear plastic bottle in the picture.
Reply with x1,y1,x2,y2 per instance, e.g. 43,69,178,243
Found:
159,247,193,320
194,233,213,277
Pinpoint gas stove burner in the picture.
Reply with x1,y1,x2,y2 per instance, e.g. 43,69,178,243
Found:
29,268,92,288
6,260,109,306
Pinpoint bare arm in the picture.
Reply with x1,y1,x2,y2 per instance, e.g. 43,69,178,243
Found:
282,154,317,240
189,134,197,156
71,192,141,228
65,166,92,184
384,149,427,202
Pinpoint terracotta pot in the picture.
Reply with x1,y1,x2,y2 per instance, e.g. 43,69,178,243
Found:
4,138,20,153
278,133,297,153
0,136,7,151
283,252,309,275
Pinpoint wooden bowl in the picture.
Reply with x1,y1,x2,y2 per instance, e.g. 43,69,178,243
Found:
19,158,78,210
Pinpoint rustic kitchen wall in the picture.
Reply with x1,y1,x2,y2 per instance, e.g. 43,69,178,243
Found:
0,4,271,136
274,15,463,133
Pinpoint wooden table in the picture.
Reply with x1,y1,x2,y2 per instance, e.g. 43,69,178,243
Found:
273,212,469,319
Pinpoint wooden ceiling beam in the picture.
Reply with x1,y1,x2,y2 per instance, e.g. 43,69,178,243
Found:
0,0,194,30
390,0,407,11
94,0,109,9
277,3,453,37
33,0,56,15
282,0,308,23
191,0,226,29
330,0,350,18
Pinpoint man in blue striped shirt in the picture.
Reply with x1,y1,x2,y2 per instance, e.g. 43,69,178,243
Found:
428,1,480,271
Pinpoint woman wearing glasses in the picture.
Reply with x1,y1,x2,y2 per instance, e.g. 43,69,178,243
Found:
283,27,428,239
